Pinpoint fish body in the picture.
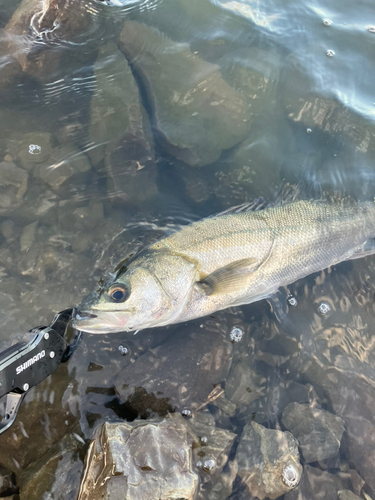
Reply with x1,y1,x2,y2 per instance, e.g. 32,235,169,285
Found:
74,199,375,333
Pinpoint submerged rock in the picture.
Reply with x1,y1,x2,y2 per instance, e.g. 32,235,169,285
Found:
0,160,28,214
18,433,84,500
285,464,349,500
338,491,363,500
119,21,253,167
89,42,156,204
225,357,265,408
236,421,302,499
114,326,232,417
282,402,345,463
0,466,17,496
78,417,199,500
0,364,78,473
0,0,96,86
17,133,52,170
33,145,91,190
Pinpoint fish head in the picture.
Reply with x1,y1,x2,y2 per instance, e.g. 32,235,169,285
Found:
74,251,199,333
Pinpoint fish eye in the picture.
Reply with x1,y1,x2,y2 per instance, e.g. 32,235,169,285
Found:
107,284,129,303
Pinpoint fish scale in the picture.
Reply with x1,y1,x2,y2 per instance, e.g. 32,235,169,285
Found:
74,199,375,333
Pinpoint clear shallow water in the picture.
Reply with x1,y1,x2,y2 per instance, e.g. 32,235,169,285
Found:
0,0,375,497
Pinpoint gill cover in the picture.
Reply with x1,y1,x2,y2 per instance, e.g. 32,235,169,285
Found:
84,251,199,332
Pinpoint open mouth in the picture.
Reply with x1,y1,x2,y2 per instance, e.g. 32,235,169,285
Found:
75,311,98,321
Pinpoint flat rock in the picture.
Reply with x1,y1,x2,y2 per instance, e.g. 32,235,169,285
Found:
114,326,232,416
282,402,344,463
119,21,253,167
236,421,302,499
78,417,199,500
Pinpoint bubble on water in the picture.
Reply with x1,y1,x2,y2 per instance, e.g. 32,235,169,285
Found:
326,49,335,57
181,409,192,418
287,294,298,307
118,345,128,356
318,302,331,315
202,459,216,472
200,436,208,445
306,128,312,134
282,464,300,487
230,326,244,343
29,144,42,155
323,19,332,26
367,25,375,33
196,461,203,469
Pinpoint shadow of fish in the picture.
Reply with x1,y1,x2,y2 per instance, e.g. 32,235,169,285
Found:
74,198,375,333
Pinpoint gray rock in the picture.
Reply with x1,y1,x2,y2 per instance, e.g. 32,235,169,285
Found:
17,133,52,169
186,410,236,473
285,465,348,500
89,42,156,205
0,161,28,214
78,417,199,500
282,403,344,463
114,326,232,416
236,421,302,499
119,21,253,167
0,466,17,496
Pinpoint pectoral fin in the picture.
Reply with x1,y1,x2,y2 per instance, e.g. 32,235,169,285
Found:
197,258,260,295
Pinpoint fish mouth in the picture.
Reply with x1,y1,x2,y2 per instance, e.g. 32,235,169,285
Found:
73,309,130,334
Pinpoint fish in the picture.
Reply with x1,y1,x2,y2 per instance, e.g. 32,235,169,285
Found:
74,198,375,334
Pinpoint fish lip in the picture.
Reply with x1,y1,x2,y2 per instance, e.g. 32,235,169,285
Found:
73,309,130,334
75,311,98,321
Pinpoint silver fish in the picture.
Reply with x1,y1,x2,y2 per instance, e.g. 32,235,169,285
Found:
74,199,375,333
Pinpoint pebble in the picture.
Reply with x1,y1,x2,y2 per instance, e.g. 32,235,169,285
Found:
3,155,13,162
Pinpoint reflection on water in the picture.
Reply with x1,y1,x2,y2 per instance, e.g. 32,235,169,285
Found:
0,0,374,497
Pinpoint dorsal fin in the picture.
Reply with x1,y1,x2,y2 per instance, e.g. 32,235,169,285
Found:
207,197,268,219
